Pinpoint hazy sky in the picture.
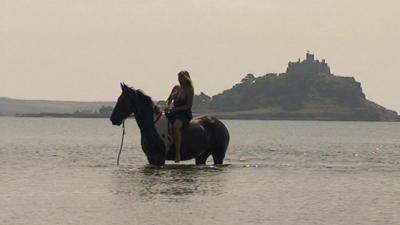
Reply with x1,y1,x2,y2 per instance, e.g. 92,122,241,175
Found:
1,0,399,111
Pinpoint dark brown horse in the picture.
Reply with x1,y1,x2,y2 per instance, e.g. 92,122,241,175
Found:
110,83,230,166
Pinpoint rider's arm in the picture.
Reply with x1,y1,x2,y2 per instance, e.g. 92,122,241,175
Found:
166,85,180,109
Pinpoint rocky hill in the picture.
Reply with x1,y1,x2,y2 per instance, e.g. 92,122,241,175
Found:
192,53,399,121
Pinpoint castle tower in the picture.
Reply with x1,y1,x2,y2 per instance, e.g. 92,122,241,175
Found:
306,52,314,62
286,52,331,74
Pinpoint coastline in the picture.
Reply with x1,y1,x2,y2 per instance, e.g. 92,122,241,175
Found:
12,112,400,122
15,113,111,119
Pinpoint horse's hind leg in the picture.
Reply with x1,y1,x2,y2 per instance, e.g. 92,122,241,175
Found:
210,144,228,165
212,154,224,165
195,151,211,165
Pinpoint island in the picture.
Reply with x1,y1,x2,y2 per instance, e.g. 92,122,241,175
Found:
190,53,399,121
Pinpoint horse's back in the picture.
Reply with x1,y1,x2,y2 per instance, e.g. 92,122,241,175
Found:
168,115,229,161
192,115,229,139
193,115,230,150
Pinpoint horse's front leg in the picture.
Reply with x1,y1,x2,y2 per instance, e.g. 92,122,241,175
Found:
146,153,165,166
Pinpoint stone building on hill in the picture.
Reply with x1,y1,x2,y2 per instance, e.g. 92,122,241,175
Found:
286,52,331,75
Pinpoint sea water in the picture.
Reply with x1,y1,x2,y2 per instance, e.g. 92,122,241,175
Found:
1,118,399,225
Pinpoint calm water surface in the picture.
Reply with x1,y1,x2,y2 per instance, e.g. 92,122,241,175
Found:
1,118,400,225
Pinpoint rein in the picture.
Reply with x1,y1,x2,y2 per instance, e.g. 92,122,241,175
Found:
116,111,163,166
153,111,163,124
116,120,125,166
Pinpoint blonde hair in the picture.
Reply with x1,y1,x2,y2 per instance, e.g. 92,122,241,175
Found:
179,70,194,89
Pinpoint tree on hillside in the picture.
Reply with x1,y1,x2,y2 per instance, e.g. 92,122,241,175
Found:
241,74,256,83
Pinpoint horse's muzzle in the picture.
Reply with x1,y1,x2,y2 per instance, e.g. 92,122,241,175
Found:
110,118,122,126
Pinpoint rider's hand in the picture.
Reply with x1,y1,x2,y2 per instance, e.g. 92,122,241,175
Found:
165,107,173,114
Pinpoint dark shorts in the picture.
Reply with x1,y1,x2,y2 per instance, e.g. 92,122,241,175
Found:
167,110,192,127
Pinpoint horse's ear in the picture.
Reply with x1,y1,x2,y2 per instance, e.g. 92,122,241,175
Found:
120,82,130,92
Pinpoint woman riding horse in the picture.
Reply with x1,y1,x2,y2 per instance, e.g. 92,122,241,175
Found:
110,77,229,166
165,71,194,163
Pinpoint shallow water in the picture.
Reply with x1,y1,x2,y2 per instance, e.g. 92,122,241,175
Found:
1,118,400,225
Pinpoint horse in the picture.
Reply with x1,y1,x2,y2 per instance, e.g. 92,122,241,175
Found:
110,83,230,166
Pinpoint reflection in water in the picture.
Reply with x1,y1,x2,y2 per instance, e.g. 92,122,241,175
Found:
113,165,229,202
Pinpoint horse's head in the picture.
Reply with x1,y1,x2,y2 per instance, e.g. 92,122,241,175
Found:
110,83,155,126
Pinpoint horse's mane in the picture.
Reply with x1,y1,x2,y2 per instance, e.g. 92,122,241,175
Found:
129,88,153,105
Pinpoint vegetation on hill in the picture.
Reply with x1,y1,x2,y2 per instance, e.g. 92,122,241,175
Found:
191,53,398,121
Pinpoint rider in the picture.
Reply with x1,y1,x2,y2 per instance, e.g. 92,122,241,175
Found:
165,70,194,163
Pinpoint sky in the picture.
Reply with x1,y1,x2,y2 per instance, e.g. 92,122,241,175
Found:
1,0,399,111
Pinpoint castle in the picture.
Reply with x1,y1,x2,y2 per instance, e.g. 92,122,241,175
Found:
286,52,331,75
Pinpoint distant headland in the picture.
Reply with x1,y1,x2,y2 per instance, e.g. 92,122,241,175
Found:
1,53,399,121
0,98,114,118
